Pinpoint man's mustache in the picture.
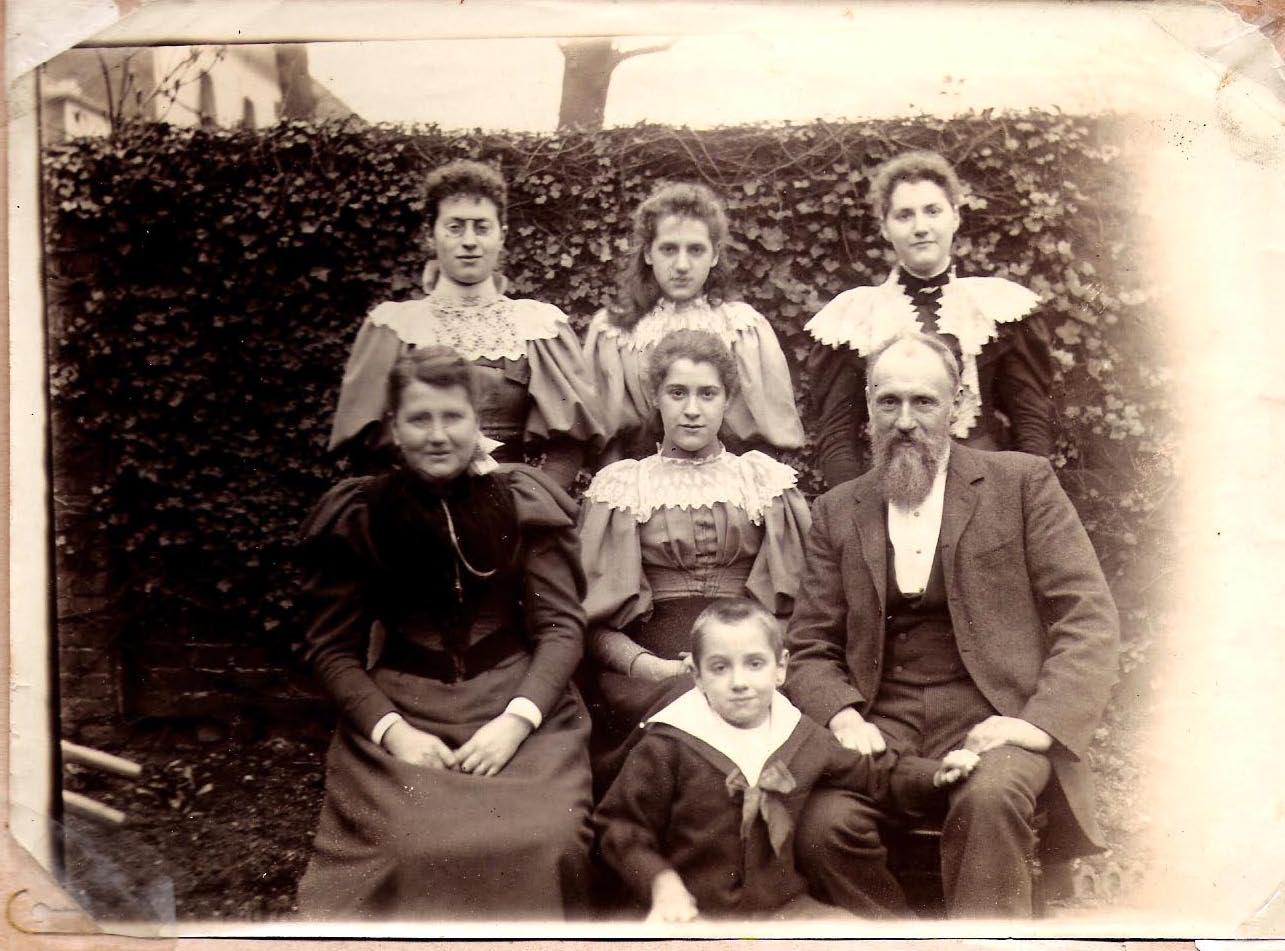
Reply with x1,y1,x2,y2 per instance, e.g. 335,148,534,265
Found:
889,432,926,448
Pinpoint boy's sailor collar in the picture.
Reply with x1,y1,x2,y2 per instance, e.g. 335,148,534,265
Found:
647,687,802,787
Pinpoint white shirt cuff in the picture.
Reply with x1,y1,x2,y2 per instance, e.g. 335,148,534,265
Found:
370,711,405,746
505,697,543,730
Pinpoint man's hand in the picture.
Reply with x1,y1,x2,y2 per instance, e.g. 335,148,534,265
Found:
381,720,458,770
456,712,533,776
828,706,886,755
933,748,981,787
964,715,1053,755
647,870,699,923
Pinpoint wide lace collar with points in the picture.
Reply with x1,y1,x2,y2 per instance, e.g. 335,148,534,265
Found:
584,447,799,524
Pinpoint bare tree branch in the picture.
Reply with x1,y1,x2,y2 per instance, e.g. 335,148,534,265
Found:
96,51,119,129
147,46,228,124
556,37,675,131
614,41,675,64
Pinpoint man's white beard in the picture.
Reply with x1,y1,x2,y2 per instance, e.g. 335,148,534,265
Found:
870,428,949,506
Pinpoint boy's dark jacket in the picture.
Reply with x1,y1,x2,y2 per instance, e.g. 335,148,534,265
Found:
593,712,941,916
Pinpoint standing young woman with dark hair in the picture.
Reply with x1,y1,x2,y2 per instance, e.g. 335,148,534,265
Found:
583,181,804,466
805,150,1054,488
329,159,605,490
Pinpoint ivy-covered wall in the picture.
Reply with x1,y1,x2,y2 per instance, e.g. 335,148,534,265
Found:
43,115,1174,726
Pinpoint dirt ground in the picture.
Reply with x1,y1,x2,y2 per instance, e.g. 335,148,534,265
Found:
61,717,330,923
60,694,1146,926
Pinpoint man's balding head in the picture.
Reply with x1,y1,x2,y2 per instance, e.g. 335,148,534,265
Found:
866,332,960,398
865,333,959,505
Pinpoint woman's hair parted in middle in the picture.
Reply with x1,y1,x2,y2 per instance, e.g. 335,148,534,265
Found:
421,159,509,230
690,597,784,664
387,345,479,414
646,329,741,401
867,150,964,221
609,181,737,329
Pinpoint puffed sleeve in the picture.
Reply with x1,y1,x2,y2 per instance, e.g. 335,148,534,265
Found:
328,314,402,452
504,465,588,717
523,310,608,450
993,310,1055,457
298,478,398,737
721,303,805,450
593,731,681,903
806,341,867,488
582,308,645,445
577,496,652,634
745,487,812,619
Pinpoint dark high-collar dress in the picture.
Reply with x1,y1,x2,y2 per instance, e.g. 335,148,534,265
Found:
294,464,592,920
804,266,1054,488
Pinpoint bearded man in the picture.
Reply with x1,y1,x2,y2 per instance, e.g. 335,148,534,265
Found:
784,332,1119,918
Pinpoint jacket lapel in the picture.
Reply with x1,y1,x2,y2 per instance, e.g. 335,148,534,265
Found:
939,445,984,582
852,483,888,617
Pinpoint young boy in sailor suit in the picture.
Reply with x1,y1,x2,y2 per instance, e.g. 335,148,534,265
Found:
592,597,980,921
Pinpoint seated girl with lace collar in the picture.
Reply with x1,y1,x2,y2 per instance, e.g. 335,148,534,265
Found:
577,329,810,791
594,598,979,922
583,181,804,466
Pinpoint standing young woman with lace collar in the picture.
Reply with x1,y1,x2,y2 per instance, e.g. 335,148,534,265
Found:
577,330,810,789
583,182,804,466
328,160,605,490
805,150,1054,488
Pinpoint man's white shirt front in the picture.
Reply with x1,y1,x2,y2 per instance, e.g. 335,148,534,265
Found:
886,449,950,595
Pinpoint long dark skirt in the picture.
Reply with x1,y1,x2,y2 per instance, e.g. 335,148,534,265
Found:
296,653,593,921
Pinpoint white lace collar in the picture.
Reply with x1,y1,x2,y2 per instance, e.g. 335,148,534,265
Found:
368,296,565,361
647,687,802,787
584,448,799,524
803,269,1040,438
598,297,760,352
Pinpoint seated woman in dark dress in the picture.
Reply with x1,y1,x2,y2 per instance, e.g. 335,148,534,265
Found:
328,159,604,489
296,345,593,920
805,150,1054,487
577,329,810,787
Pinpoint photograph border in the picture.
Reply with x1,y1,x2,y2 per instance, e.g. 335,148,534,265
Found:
7,0,1285,942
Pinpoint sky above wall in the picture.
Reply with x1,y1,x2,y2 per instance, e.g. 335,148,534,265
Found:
299,3,1275,130
17,1,1280,130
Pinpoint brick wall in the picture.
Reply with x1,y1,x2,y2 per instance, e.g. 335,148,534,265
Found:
52,423,126,743
51,414,317,737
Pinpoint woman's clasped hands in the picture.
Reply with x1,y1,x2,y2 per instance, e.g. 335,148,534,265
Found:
382,718,457,770
381,713,533,776
456,712,533,776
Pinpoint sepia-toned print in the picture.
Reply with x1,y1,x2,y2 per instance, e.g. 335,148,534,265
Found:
9,0,1285,939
